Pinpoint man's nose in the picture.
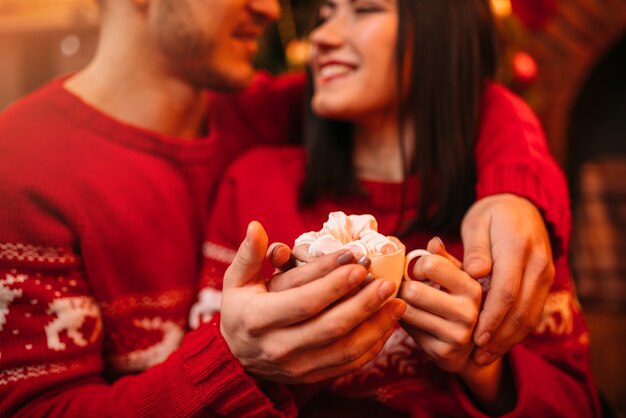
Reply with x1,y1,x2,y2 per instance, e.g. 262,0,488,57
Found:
249,0,281,23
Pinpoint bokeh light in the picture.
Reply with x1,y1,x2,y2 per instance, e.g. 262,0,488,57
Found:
490,0,513,18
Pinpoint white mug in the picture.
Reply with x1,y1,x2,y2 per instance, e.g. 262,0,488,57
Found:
368,247,433,296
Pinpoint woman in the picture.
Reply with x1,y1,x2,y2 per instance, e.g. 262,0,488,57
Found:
198,0,600,416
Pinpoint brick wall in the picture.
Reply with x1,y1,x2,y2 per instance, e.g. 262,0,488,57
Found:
519,0,626,165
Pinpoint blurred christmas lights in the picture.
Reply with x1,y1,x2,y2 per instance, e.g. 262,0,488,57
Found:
512,51,539,85
490,0,513,18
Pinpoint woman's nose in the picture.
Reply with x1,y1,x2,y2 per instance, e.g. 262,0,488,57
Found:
309,15,346,50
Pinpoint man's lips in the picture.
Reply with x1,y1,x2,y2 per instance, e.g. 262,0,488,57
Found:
233,27,264,56
233,25,264,40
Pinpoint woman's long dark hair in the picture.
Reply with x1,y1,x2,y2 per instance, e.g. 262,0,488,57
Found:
300,0,498,234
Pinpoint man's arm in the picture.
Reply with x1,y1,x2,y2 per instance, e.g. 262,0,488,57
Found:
464,84,569,366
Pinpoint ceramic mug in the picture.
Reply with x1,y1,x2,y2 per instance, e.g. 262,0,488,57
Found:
369,247,433,296
403,248,437,287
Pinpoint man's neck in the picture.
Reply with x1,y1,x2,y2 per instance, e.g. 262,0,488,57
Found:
64,51,208,140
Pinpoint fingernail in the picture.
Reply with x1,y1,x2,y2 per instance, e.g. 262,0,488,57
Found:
434,236,445,250
476,332,491,347
363,273,375,286
391,301,406,320
337,251,355,266
464,259,488,272
270,244,282,259
357,256,371,269
476,352,497,366
378,281,395,299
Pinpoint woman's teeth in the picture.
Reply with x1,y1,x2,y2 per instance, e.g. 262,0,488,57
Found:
319,64,354,78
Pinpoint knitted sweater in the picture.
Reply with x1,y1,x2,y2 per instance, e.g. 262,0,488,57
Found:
199,83,601,417
0,71,304,417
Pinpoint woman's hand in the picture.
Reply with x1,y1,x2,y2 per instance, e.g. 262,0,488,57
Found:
399,238,482,374
401,238,515,414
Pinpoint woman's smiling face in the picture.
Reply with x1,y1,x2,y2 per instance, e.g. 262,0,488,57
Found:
308,0,399,123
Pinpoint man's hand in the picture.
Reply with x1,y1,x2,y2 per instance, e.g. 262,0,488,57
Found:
220,221,406,384
461,194,555,366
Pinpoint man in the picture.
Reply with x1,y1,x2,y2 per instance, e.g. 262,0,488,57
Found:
0,0,555,416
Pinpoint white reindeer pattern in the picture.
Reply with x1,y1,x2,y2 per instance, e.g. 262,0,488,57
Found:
537,290,579,335
45,296,103,351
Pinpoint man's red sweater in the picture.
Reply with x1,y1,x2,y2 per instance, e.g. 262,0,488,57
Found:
199,83,601,417
0,72,304,417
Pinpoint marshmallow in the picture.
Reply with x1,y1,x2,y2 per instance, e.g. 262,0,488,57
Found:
293,211,400,261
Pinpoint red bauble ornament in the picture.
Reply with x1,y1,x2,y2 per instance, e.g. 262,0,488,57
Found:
511,0,558,30
512,51,539,86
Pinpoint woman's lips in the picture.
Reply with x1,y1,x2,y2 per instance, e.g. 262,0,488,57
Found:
317,62,357,84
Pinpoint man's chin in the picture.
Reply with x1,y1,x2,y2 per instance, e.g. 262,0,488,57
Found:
202,67,255,92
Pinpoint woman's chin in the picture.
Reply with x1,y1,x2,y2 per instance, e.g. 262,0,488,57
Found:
311,101,355,121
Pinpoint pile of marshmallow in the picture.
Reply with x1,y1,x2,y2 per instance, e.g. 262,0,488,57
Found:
292,211,401,262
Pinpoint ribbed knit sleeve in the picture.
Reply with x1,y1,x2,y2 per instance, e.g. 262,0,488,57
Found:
475,83,571,254
177,315,297,417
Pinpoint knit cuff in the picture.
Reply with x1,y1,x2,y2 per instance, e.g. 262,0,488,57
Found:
449,346,538,417
476,163,570,258
176,314,297,417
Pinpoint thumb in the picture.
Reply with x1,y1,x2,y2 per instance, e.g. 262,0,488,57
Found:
223,221,269,289
461,222,493,279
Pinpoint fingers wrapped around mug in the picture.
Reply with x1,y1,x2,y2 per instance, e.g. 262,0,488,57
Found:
399,253,482,373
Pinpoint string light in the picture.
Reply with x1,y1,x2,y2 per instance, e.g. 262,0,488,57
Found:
285,39,308,68
490,0,512,18
512,51,538,85
277,0,308,69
